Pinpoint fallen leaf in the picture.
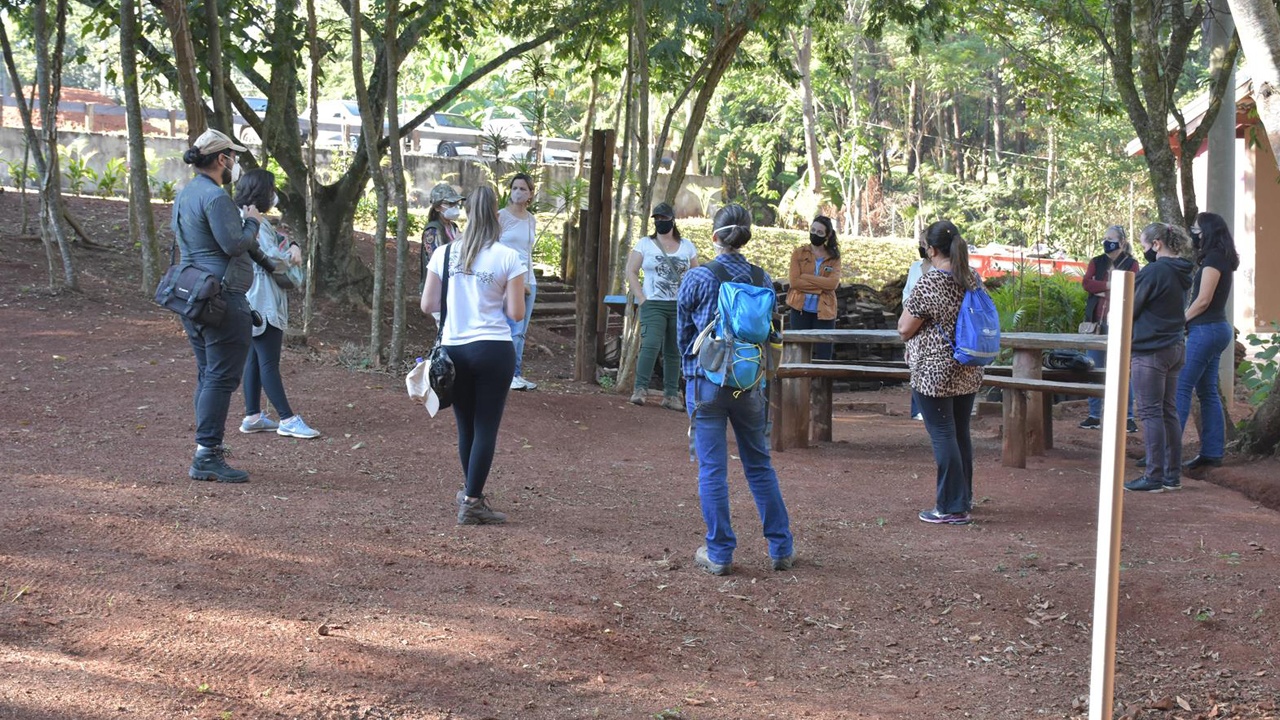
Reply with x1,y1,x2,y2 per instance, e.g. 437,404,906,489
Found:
1176,696,1192,711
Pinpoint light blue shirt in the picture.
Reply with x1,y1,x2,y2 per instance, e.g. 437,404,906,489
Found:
803,258,825,313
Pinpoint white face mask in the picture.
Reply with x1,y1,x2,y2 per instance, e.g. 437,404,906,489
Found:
230,158,242,184
270,192,278,210
510,188,529,204
442,206,461,221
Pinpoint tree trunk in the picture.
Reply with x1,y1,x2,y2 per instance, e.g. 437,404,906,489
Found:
1227,0,1280,453
1,15,46,242
385,0,409,367
663,3,762,205
992,66,1005,186
633,0,652,240
797,24,822,195
610,32,636,291
351,0,390,365
36,0,76,290
204,0,231,135
1043,123,1056,243
302,0,321,336
158,0,206,141
120,0,163,291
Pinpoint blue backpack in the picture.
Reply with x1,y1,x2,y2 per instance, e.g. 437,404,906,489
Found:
953,283,1000,366
692,260,778,391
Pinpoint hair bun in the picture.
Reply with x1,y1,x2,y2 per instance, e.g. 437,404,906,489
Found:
182,148,203,165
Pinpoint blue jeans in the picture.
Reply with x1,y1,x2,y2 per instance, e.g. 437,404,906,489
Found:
183,293,253,448
685,378,793,566
913,390,976,515
1086,347,1134,419
1131,343,1185,483
507,285,536,378
1176,321,1233,459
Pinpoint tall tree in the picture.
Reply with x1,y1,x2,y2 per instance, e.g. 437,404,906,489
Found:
119,0,162,291
156,0,204,141
386,0,411,367
1225,0,1280,454
35,0,77,290
350,0,391,364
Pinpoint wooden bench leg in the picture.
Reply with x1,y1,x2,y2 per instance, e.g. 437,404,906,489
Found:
1002,389,1028,468
812,377,833,443
1014,349,1046,456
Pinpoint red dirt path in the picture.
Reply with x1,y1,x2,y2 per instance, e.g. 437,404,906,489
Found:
2,193,1279,720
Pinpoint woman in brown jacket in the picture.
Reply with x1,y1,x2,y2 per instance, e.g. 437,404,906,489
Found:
786,215,841,359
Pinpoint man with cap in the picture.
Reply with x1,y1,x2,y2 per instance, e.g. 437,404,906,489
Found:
420,182,464,292
175,128,268,483
624,201,699,409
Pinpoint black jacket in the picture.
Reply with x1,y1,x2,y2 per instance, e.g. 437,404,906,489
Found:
1131,256,1194,354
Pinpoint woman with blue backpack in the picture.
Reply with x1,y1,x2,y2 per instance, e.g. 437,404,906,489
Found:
898,220,985,526
676,203,795,576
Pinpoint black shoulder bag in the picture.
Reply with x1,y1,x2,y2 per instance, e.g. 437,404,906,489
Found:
153,206,228,327
427,245,456,409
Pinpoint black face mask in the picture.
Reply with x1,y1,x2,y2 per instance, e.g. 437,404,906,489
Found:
1103,240,1121,254
1143,247,1158,264
654,219,674,236
810,233,826,246
918,246,928,260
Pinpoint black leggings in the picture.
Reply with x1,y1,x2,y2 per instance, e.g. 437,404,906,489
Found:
243,323,294,419
447,341,516,498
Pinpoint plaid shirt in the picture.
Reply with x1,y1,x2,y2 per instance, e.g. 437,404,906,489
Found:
676,252,774,379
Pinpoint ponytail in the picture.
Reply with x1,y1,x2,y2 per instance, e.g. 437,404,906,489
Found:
924,219,977,290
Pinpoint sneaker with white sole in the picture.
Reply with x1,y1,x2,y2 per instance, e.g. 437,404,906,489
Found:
771,552,796,571
521,377,537,390
694,546,731,576
918,508,972,525
277,415,320,439
629,389,647,405
240,413,279,434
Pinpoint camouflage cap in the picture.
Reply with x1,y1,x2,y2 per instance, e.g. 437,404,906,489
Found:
429,183,464,206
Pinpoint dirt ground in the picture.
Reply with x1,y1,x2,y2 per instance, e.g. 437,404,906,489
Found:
3,193,1280,720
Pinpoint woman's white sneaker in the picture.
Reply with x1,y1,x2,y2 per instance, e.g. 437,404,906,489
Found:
277,415,320,439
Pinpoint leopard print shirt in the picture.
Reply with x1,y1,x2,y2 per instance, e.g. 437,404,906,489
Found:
903,269,984,398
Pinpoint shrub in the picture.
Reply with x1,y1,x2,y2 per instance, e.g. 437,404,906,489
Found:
988,269,1087,334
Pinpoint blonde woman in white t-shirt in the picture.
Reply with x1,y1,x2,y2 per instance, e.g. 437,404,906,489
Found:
422,185,526,525
498,172,538,391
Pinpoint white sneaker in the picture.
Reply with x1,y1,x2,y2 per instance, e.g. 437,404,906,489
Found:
912,413,924,421
510,377,526,391
522,377,537,390
277,415,320,439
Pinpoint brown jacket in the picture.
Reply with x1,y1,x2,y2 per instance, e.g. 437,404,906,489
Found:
786,244,841,320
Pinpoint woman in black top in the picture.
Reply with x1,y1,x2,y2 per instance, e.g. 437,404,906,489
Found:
1175,212,1239,469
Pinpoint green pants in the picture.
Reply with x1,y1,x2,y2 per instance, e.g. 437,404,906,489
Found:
634,300,680,396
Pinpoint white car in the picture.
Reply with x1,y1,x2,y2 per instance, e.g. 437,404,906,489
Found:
418,112,482,157
482,118,578,164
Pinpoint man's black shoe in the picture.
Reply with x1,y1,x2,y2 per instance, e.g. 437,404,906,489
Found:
1079,416,1101,429
1183,455,1222,470
1127,418,1139,433
189,446,249,483
1123,475,1164,493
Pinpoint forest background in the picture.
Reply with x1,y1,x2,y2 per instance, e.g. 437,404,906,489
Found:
5,0,1280,452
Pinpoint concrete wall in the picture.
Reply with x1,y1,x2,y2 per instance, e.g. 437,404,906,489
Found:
0,126,722,217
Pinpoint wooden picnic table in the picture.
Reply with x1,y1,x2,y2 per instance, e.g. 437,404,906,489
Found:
775,329,1110,467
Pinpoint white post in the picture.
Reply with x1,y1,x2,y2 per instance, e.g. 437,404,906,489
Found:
1088,268,1135,720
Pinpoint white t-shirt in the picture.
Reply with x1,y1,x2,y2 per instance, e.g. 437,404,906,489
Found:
427,241,526,346
497,208,537,288
636,235,698,301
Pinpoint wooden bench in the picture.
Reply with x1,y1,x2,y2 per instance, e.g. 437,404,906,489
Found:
772,330,1110,469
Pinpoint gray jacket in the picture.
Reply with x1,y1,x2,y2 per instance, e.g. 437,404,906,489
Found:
172,173,261,294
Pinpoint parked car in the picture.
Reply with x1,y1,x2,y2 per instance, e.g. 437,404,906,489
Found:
482,117,578,164
418,112,482,157
232,97,271,144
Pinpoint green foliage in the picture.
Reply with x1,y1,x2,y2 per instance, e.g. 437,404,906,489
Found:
150,176,177,203
61,142,96,196
988,269,1087,334
1,155,39,190
1237,324,1280,406
94,158,127,197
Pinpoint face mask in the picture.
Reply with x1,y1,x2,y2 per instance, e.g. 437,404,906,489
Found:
918,245,928,260
270,192,279,210
1103,240,1121,254
1190,228,1202,250
654,219,674,235
1143,246,1158,264
220,155,233,185
810,233,826,246
510,189,529,204
442,206,461,221
230,157,242,185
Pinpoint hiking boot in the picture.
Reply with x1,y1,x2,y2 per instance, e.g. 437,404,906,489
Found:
189,445,249,483
694,546,730,576
629,389,647,406
1079,416,1101,430
240,413,279,434
457,494,507,525
1126,418,1139,434
771,552,796,571
1123,475,1164,493
918,508,972,525
277,415,320,439
661,395,684,412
